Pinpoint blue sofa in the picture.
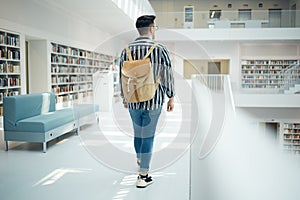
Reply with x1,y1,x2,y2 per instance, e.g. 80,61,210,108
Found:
3,92,98,152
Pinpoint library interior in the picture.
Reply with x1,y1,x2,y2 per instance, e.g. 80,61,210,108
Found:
1,0,300,199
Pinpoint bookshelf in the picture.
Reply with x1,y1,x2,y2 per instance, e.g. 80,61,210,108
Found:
282,123,300,154
112,57,120,96
50,42,113,106
0,29,21,116
241,59,299,89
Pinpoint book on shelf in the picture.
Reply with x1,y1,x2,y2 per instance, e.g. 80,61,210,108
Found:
241,59,300,89
50,42,114,104
0,33,19,47
0,29,21,116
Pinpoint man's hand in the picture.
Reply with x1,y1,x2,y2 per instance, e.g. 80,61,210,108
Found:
167,97,174,112
123,103,128,109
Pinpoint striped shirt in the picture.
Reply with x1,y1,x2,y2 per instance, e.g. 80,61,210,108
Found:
119,37,175,110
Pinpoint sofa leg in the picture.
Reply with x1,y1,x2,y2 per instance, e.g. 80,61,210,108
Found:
4,141,8,151
43,142,47,153
75,126,80,135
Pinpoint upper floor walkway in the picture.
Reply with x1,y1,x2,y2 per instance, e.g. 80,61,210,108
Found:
155,10,300,29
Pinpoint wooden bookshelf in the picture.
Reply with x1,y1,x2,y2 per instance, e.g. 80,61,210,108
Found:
50,42,113,106
0,29,21,115
241,59,299,89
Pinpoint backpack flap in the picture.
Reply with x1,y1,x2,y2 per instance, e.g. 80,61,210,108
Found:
122,58,151,78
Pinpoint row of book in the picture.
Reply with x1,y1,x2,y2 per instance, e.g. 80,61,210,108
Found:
242,70,282,75
241,60,299,65
242,60,269,65
242,75,282,79
242,65,269,70
241,84,281,88
52,86,68,94
0,90,20,102
51,55,80,65
94,60,111,68
52,66,98,73
0,63,20,73
284,123,300,129
52,83,93,94
51,56,112,68
242,70,269,74
0,77,21,87
51,55,101,66
0,49,20,60
0,34,20,47
284,134,300,139
56,95,69,104
52,44,94,58
51,66,69,73
270,60,298,65
242,80,282,84
94,53,113,61
52,76,93,84
242,80,283,84
51,66,101,74
51,43,113,61
242,66,287,70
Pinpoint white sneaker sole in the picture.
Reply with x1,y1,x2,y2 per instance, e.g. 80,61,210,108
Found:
136,180,153,188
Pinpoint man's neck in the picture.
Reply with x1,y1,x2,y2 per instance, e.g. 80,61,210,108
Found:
139,34,152,39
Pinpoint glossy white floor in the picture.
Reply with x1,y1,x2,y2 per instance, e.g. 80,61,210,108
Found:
0,99,191,200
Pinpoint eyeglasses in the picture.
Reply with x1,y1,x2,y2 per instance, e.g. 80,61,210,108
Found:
151,25,159,31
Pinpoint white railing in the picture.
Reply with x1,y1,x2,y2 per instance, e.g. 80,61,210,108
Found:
191,74,235,159
281,63,300,91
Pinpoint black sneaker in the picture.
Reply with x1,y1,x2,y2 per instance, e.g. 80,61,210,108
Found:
136,174,153,188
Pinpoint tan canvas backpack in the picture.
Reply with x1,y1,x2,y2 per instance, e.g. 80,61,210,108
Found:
121,44,160,103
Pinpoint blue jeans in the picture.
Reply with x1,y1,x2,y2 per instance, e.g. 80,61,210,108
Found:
129,107,162,173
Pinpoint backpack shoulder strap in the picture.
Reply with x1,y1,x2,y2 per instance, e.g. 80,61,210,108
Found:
143,43,158,60
125,46,133,61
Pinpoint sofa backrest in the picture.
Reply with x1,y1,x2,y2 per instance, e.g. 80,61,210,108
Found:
3,92,56,131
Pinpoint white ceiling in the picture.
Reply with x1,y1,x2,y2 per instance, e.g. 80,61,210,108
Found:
42,0,136,35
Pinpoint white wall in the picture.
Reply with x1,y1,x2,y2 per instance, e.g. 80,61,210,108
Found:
154,40,239,91
0,0,110,51
28,40,50,94
240,42,300,59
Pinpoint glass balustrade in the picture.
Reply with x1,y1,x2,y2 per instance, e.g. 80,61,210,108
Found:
154,10,300,29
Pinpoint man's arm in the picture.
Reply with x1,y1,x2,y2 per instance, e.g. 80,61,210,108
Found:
162,47,175,112
119,49,128,108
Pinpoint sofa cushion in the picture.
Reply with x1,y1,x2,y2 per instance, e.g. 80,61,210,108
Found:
4,93,56,131
15,108,74,133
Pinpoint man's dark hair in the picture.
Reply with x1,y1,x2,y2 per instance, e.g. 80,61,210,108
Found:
135,15,156,35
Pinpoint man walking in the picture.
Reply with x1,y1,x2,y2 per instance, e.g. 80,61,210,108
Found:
119,15,175,188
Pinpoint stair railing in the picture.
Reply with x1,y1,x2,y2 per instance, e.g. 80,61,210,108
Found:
281,63,300,91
